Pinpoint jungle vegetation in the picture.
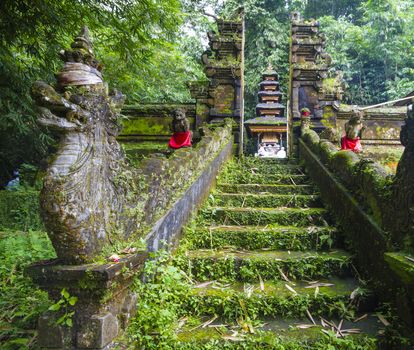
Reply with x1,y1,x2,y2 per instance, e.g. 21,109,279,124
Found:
0,0,413,186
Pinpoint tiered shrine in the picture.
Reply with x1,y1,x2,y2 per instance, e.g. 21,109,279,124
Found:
245,67,287,158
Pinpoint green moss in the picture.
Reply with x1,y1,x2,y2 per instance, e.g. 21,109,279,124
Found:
184,224,337,251
175,249,352,282
200,207,327,226
384,252,414,285
121,116,194,136
210,193,322,208
185,277,361,320
216,184,317,195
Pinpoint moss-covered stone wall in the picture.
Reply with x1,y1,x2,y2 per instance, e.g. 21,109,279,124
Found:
119,103,196,142
299,130,414,336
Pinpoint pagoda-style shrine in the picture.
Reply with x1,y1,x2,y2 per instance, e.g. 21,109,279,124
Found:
245,67,287,158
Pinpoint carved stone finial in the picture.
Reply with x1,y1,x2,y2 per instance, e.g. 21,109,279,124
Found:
57,26,103,87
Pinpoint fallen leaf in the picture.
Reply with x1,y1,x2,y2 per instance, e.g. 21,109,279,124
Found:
404,256,414,263
377,314,390,327
285,284,297,295
314,286,319,298
306,309,316,325
305,283,334,288
221,335,244,341
350,288,359,300
202,316,218,328
194,281,215,289
296,324,317,329
259,275,265,291
278,267,290,282
353,314,368,323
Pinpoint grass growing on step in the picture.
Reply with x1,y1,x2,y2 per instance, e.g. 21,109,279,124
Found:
184,225,336,251
200,207,327,227
216,184,317,195
218,158,304,181
0,230,56,349
185,279,365,321
176,326,376,349
209,193,322,209
175,250,352,283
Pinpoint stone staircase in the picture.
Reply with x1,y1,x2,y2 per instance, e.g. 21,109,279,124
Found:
172,157,380,348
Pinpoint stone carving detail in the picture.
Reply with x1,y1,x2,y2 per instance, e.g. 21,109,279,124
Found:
344,111,365,140
31,27,136,264
392,104,414,249
172,108,190,133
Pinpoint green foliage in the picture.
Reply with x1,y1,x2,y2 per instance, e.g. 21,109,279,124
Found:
319,0,414,104
0,190,42,231
0,230,56,349
48,288,78,328
126,250,191,349
0,0,205,186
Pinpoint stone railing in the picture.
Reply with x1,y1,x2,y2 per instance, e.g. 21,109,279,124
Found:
25,25,235,349
298,107,414,337
27,120,233,349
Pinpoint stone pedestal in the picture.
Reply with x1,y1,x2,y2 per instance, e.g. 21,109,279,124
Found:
26,252,147,349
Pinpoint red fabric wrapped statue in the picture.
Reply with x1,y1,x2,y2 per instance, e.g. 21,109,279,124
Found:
169,131,192,149
340,112,364,153
341,136,362,152
169,108,192,149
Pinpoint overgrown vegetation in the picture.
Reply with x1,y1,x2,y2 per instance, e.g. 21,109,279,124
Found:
0,230,55,349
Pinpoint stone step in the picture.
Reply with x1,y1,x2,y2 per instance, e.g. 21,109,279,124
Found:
186,277,368,320
200,207,328,226
176,314,379,348
220,163,304,177
217,173,309,185
210,193,322,208
178,249,352,282
216,183,318,195
185,225,337,251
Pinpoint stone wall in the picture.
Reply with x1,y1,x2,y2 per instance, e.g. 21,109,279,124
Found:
299,128,414,337
119,103,197,143
336,105,406,146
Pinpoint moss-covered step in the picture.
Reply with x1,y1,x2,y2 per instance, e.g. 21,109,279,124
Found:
384,252,414,286
176,249,352,282
175,315,378,349
216,184,318,195
221,164,305,176
200,207,327,226
185,277,365,320
184,225,337,251
217,173,309,185
210,193,322,208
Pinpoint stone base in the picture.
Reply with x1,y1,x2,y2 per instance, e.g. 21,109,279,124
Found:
27,253,147,349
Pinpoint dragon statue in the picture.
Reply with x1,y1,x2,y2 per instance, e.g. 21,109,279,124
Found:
31,27,137,264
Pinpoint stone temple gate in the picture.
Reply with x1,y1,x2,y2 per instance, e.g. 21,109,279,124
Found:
18,12,414,350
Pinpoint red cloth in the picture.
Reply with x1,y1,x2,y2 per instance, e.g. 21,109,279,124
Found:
302,111,311,117
169,131,192,149
341,136,362,152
